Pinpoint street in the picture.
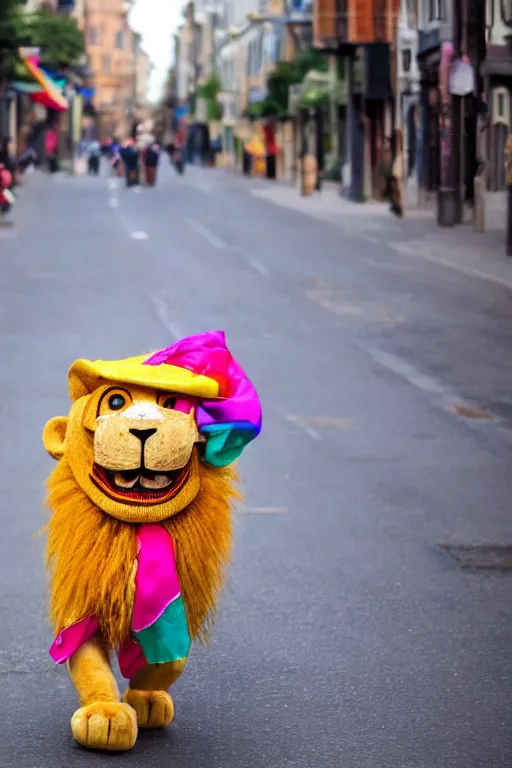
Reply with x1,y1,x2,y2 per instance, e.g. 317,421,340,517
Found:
2,162,512,768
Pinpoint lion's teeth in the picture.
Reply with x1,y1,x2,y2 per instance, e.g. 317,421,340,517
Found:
114,472,139,489
140,474,172,490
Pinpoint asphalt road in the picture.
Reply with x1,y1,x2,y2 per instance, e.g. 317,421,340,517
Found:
2,162,512,768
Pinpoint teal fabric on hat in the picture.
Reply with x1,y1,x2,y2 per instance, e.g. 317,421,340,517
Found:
201,422,256,467
134,596,190,665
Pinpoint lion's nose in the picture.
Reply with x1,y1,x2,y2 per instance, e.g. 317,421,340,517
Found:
129,428,157,445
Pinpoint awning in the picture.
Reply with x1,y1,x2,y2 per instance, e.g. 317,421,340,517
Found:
18,48,68,111
12,77,66,94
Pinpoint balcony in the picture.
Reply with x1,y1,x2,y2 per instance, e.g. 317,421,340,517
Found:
313,0,399,49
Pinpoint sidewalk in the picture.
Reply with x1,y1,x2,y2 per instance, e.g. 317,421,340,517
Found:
245,176,512,291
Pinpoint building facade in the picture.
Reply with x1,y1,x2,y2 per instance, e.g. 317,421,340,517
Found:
82,0,136,139
483,0,512,191
314,0,400,202
176,2,201,107
395,0,421,208
133,32,152,118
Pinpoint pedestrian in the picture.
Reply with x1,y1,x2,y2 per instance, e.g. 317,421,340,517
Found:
87,140,101,176
143,142,160,186
18,145,37,175
172,119,187,175
380,138,394,203
44,126,59,174
263,119,277,179
0,138,17,188
0,165,14,215
389,130,404,218
110,143,122,177
120,138,140,187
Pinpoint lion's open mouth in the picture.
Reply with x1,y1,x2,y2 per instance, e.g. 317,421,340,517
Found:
91,464,190,504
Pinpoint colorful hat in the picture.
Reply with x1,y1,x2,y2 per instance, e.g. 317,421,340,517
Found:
68,331,261,467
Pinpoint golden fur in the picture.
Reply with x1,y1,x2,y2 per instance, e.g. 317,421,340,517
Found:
44,454,240,649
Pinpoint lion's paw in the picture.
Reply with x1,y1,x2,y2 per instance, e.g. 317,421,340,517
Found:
122,689,175,729
71,701,138,751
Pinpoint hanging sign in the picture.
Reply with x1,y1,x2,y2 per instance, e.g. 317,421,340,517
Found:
449,58,475,96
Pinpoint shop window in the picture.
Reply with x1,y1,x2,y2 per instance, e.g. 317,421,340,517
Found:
492,87,511,126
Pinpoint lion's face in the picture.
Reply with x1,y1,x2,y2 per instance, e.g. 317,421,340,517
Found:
43,381,204,523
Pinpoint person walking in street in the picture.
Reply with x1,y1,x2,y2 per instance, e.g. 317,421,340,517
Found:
120,138,140,187
143,142,160,186
44,126,59,174
172,119,187,176
0,164,14,215
389,130,404,218
87,140,101,176
18,145,37,176
0,138,17,189
110,141,122,177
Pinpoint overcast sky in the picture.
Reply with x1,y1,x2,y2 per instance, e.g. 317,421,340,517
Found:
130,0,182,102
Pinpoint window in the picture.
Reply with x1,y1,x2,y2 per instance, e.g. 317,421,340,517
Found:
247,42,254,76
501,0,512,26
486,0,495,29
491,87,511,126
88,25,100,45
103,54,111,74
429,0,446,21
257,33,264,73
272,34,282,62
406,0,417,28
115,30,124,49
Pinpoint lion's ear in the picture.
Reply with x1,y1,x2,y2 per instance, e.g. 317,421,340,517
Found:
42,416,69,460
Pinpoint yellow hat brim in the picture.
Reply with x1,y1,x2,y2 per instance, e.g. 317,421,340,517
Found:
68,355,220,402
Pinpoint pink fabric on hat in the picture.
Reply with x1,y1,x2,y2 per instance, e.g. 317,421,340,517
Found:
144,331,262,433
144,331,232,392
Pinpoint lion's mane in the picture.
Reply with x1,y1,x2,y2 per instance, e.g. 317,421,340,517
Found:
44,456,239,650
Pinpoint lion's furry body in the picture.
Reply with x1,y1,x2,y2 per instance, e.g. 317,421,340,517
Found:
45,456,239,650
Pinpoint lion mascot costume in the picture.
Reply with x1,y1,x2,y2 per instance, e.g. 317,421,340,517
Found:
41,331,261,752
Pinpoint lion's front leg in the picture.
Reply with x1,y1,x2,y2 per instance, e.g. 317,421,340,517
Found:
67,634,138,751
122,658,187,729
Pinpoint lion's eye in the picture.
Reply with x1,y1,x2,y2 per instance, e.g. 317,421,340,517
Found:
108,394,126,411
162,397,177,410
